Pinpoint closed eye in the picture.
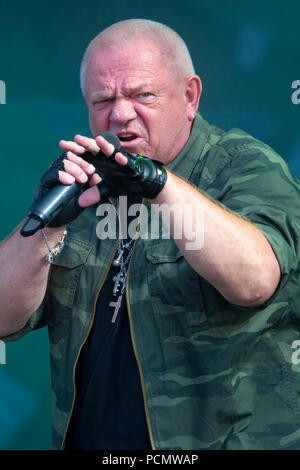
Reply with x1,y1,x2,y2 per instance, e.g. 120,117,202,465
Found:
93,98,111,105
91,97,113,110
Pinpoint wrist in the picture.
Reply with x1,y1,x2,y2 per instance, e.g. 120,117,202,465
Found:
149,168,172,204
43,224,66,238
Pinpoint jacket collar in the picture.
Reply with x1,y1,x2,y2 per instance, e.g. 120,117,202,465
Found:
167,112,209,181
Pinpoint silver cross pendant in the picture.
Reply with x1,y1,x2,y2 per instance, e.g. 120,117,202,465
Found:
109,295,122,323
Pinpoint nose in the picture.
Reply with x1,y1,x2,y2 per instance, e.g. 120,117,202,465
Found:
109,98,137,125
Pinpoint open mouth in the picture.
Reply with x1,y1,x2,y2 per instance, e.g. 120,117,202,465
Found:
118,133,138,143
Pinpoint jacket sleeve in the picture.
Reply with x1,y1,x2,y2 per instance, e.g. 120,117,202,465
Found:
217,139,300,295
0,298,46,342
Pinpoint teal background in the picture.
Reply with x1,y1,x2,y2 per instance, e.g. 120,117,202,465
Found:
0,0,299,450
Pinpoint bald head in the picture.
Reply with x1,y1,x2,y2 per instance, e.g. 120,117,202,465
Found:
80,19,195,96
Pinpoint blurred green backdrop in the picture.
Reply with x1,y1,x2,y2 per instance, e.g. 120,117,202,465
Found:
0,0,299,450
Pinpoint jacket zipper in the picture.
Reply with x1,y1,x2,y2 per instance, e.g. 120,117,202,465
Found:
61,201,119,449
61,198,155,450
126,200,156,450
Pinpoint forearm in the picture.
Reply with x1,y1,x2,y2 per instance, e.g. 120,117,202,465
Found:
0,222,66,336
151,170,281,306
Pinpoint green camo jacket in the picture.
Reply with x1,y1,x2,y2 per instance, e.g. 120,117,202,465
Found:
4,113,300,450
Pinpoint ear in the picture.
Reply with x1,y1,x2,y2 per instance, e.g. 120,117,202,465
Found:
184,75,202,121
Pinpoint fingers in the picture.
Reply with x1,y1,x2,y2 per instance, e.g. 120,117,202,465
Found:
59,134,101,156
58,136,98,185
58,157,95,184
59,139,87,156
114,151,128,166
58,170,76,185
95,135,117,157
89,173,102,186
60,133,125,162
78,186,101,207
60,134,116,157
65,152,96,175
58,133,127,187
74,134,102,154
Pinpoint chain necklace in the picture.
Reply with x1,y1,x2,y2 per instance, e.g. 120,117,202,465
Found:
109,200,136,323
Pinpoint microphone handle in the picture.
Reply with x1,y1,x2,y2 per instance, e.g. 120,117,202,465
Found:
20,181,83,237
20,131,121,237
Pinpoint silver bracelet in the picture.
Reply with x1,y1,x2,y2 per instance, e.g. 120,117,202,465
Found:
41,229,67,264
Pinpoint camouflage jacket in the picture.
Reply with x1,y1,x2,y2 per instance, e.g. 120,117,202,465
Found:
4,113,300,449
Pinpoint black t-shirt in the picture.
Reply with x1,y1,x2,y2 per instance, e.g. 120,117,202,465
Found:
65,199,151,450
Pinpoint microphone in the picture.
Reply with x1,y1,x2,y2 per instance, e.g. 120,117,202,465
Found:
20,132,120,237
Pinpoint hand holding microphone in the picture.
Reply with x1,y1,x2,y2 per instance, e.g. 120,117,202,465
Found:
20,132,167,237
61,133,167,202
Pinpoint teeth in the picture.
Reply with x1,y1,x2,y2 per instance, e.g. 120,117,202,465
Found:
119,134,136,141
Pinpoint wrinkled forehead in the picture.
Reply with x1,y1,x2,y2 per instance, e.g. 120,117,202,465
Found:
86,41,164,76
84,41,175,96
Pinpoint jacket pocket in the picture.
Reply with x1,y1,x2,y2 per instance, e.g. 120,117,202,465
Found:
46,236,92,333
145,240,207,336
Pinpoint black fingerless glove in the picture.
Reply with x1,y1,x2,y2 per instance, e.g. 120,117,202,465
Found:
31,152,88,227
94,151,167,200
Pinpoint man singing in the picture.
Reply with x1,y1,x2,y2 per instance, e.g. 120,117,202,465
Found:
1,19,300,450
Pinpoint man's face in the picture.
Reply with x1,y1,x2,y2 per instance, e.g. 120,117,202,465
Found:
84,41,193,164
